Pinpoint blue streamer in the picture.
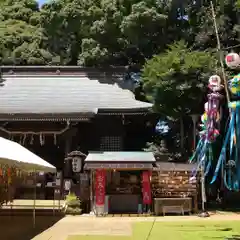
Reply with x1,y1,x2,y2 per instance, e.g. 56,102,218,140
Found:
210,111,236,184
189,139,203,163
224,171,232,191
236,107,240,186
204,146,213,177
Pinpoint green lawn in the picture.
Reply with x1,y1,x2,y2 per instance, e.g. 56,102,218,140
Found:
67,221,240,240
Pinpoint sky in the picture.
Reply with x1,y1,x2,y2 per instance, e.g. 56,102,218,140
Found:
38,0,47,6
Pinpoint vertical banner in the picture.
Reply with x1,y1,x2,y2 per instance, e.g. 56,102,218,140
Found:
95,169,106,206
142,171,152,205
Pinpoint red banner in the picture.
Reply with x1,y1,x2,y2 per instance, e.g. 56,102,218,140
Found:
142,171,152,204
95,169,106,206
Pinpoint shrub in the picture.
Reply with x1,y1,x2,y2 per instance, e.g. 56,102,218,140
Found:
65,192,82,215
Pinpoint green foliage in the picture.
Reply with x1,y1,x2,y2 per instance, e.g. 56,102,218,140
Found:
0,0,238,69
0,0,191,66
66,207,82,215
66,192,82,215
67,199,81,208
236,0,240,8
66,192,78,202
142,41,217,118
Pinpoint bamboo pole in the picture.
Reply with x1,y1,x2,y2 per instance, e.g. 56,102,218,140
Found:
210,1,230,103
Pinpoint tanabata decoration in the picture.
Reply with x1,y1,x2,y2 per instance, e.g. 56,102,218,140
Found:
0,165,32,206
0,166,15,205
189,75,223,177
211,53,240,191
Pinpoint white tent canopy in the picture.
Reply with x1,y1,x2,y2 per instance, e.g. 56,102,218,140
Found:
0,137,56,173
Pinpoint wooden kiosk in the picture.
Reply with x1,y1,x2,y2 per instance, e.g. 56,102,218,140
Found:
84,151,155,215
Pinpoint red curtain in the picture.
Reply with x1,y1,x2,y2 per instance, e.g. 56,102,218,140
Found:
95,169,106,206
142,171,152,205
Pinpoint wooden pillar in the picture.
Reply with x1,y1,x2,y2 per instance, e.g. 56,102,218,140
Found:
193,194,198,213
64,134,72,157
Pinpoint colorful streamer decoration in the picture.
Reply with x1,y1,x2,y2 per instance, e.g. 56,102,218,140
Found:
189,75,223,178
211,54,240,191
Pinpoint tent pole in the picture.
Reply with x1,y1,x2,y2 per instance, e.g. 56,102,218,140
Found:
53,173,56,216
58,172,61,211
33,170,36,228
58,197,60,211
53,185,55,216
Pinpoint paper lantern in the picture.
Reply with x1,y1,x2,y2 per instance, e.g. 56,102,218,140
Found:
208,75,222,92
225,53,240,69
72,156,82,173
209,75,221,86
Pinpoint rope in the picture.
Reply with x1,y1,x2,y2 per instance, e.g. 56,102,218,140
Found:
0,121,70,136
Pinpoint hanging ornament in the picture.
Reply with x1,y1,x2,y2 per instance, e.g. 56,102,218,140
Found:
30,134,34,145
40,133,43,146
7,168,11,185
19,135,23,145
9,134,13,141
54,134,57,145
22,134,26,145
225,53,240,69
42,134,45,145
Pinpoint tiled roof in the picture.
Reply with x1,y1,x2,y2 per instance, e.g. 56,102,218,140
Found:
85,151,156,162
154,162,198,171
0,76,152,117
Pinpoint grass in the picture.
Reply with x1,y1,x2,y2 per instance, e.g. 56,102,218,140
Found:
67,221,240,240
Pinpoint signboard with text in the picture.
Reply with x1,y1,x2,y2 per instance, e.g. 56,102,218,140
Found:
142,171,152,205
95,169,106,206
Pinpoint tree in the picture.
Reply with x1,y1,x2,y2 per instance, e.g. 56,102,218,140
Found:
79,0,169,66
0,0,53,65
0,0,238,66
236,0,240,34
142,40,217,118
141,40,218,154
39,0,96,65
237,0,240,8
186,0,239,50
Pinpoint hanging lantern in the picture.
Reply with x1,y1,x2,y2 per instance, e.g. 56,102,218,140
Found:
225,53,240,69
208,75,222,92
7,168,11,184
72,157,82,173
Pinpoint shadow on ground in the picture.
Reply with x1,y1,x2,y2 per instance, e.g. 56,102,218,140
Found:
0,216,63,240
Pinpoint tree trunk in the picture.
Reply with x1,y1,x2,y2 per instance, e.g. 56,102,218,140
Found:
180,117,184,150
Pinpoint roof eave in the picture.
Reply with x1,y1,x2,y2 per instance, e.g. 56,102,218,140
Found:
0,113,95,122
97,106,152,115
0,108,153,121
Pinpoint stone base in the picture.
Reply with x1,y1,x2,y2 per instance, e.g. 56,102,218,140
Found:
198,211,210,218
